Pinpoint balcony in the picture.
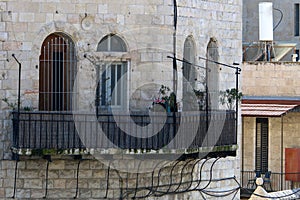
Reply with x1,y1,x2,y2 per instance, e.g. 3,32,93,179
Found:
11,110,237,157
241,171,300,198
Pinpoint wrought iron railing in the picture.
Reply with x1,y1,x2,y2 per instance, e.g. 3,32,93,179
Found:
12,110,236,153
241,170,300,192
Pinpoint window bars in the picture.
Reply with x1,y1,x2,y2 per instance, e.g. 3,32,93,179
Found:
39,33,77,111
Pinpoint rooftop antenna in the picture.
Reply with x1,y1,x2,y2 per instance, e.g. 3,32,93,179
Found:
259,2,273,61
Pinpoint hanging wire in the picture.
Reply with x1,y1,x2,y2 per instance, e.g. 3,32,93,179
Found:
273,8,283,31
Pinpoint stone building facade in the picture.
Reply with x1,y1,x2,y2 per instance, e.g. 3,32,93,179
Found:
241,62,300,191
0,0,242,199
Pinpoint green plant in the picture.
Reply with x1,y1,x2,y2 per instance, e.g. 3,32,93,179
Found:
220,88,243,110
153,85,178,112
1,97,34,111
193,89,206,110
1,98,17,110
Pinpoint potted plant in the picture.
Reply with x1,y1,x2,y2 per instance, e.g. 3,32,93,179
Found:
219,88,243,110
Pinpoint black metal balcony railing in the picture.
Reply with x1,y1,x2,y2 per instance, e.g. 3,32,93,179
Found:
241,171,300,192
12,110,236,152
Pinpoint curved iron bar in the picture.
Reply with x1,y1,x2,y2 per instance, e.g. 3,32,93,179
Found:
187,158,206,191
132,160,143,199
197,157,221,192
133,175,238,198
165,160,182,194
201,187,240,198
111,166,124,200
152,157,217,197
104,161,111,199
73,157,82,199
128,160,181,198
172,159,197,193
151,159,182,197
43,155,52,199
140,160,170,199
147,157,212,197
151,160,174,196
191,157,212,190
120,157,241,199
11,158,19,198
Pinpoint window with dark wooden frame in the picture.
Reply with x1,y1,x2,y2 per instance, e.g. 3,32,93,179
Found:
256,118,269,173
39,33,77,111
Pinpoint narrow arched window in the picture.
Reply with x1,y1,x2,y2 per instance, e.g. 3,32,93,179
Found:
182,36,196,111
39,33,77,111
183,37,195,82
206,38,219,110
96,34,128,109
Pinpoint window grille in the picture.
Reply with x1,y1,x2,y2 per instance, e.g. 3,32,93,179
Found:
39,33,77,111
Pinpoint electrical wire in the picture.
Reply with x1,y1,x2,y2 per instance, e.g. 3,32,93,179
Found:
273,8,283,31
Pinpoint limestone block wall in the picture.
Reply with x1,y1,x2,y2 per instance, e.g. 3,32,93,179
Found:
0,0,242,199
242,113,300,174
242,62,300,97
0,157,240,199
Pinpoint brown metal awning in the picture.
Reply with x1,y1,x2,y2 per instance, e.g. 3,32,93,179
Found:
241,104,298,117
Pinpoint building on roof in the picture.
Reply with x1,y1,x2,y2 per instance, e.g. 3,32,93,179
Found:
243,0,300,62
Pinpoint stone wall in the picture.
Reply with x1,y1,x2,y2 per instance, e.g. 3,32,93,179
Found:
242,62,300,97
0,0,242,199
0,156,240,199
242,112,300,173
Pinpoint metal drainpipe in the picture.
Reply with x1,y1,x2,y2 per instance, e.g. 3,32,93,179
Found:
172,0,178,144
281,115,284,190
173,0,177,95
11,54,21,199
241,116,245,187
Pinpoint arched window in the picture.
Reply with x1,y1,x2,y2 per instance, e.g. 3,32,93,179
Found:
206,38,219,110
96,34,128,109
182,36,196,111
183,36,195,83
97,34,127,52
39,33,77,111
